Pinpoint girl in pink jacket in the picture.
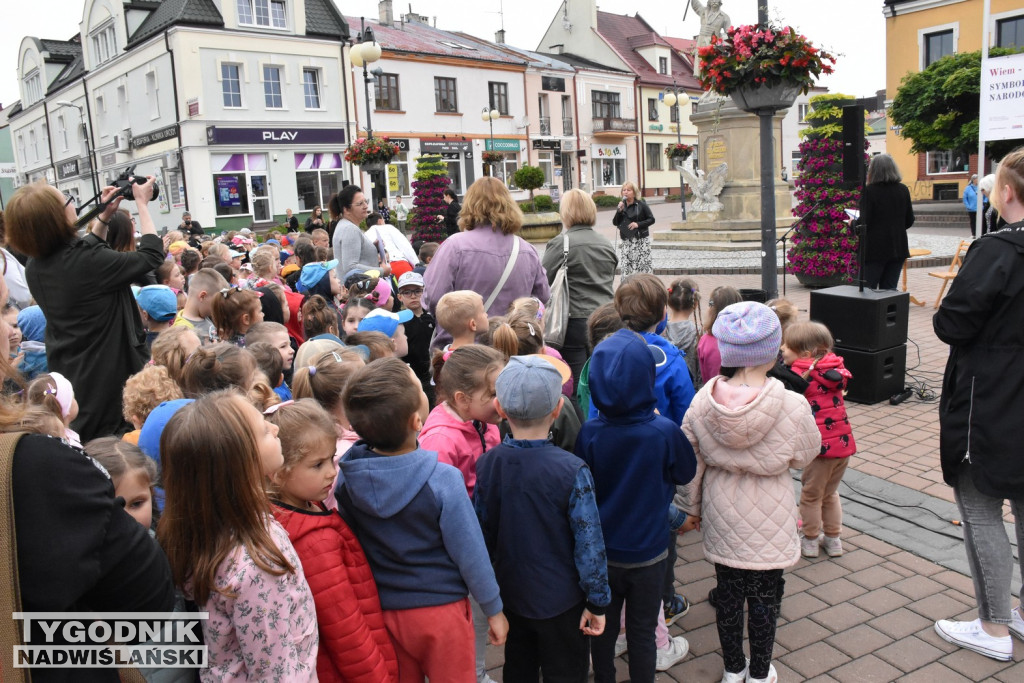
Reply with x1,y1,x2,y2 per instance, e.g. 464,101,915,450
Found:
680,302,820,683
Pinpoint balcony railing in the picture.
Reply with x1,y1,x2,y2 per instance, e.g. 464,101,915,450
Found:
562,117,574,136
539,116,551,136
592,116,638,133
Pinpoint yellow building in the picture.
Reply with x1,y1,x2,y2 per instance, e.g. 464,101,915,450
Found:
884,0,1023,200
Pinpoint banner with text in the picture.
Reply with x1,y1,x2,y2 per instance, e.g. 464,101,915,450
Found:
980,52,1024,143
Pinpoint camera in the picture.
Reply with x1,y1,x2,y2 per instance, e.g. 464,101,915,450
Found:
109,165,160,202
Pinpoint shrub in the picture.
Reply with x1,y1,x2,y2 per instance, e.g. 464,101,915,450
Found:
533,195,554,211
512,165,546,198
593,194,621,208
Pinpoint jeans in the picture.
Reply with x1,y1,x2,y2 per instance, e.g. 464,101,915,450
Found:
714,565,784,680
954,470,1024,624
862,259,904,290
503,602,590,683
591,560,665,683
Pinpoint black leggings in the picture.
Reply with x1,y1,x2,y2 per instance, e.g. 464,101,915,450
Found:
713,564,785,680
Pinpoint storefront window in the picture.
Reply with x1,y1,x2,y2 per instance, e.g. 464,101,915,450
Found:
595,159,626,188
443,153,464,195
537,151,554,186
295,152,345,211
211,154,268,217
387,152,410,198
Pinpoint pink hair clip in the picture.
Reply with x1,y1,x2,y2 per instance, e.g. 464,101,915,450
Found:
263,399,294,415
442,348,454,362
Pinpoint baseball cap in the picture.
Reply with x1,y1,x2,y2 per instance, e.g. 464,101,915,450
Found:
135,285,179,322
397,272,425,290
227,249,245,260
138,399,195,466
297,259,339,293
495,355,569,420
358,307,413,337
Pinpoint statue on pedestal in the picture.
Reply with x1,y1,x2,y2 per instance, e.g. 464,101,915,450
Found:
692,0,731,79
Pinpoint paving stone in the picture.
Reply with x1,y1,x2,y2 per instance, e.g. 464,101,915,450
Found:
874,635,945,672
774,619,833,651
869,608,934,640
831,548,882,572
782,572,813,596
911,625,961,655
905,592,974,622
887,550,945,577
824,623,893,659
940,648,1019,680
809,603,874,633
850,587,913,617
675,598,717,631
780,591,830,621
780,641,852,679
888,575,945,601
829,654,903,683
846,565,907,591
895,661,972,682
679,622,721,658
793,559,849,585
994,660,1024,682
930,569,976,595
807,577,869,605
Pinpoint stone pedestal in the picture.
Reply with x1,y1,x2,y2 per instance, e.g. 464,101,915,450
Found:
661,97,793,251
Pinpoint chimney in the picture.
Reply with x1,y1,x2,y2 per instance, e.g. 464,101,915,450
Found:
549,43,564,54
379,0,393,27
495,28,505,44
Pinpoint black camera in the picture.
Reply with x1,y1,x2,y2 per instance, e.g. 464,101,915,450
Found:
109,165,160,202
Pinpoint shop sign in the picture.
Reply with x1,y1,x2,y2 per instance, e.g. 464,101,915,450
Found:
206,127,346,145
649,124,663,131
389,138,411,152
421,138,472,153
532,139,560,150
591,144,625,159
56,159,79,180
131,124,179,149
388,164,399,192
483,138,521,152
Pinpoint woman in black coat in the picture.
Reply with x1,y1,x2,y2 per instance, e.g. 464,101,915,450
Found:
613,181,656,276
858,154,914,289
439,188,461,237
932,146,1024,661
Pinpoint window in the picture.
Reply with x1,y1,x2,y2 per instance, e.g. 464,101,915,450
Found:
648,98,659,121
537,151,554,186
263,66,283,108
387,152,411,196
924,29,954,67
375,72,400,110
41,124,48,161
29,131,38,162
659,56,668,75
90,24,116,66
117,86,129,131
997,16,1024,48
489,82,509,115
146,72,159,119
500,155,519,190
57,115,68,151
647,143,662,171
594,158,626,187
24,71,42,104
561,95,573,135
926,150,967,175
798,103,809,123
238,0,287,29
670,103,680,124
95,96,106,137
302,69,321,109
212,153,269,218
791,150,802,177
222,64,242,108
434,77,458,113
592,91,620,119
16,135,25,165
295,152,346,211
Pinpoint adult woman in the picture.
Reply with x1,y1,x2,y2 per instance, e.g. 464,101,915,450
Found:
5,177,164,441
932,147,1024,662
978,174,1004,236
305,205,326,233
541,188,617,393
439,188,462,237
102,209,157,286
424,177,550,350
613,181,655,276
858,154,914,290
330,185,390,280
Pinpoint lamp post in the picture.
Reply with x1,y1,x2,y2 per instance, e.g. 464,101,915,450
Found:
756,1,778,299
481,107,499,175
54,100,99,199
661,80,687,222
349,18,383,141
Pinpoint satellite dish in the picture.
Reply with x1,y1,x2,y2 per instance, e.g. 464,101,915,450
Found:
517,116,530,129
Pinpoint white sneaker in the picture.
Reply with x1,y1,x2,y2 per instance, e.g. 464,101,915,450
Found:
654,635,689,671
820,534,843,557
800,533,819,558
934,618,1013,661
720,659,748,683
1010,606,1024,642
614,634,627,658
746,663,778,683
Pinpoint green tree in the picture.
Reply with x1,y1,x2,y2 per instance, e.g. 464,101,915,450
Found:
889,47,1022,159
512,165,545,199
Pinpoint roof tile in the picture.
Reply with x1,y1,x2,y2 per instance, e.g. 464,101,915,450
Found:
596,11,702,90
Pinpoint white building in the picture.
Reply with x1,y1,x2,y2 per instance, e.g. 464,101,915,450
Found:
10,0,352,232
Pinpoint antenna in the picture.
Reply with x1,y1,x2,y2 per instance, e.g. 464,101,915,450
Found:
486,0,506,31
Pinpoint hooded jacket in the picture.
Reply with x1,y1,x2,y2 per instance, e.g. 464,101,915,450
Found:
334,443,503,616
934,224,1024,498
642,331,696,426
679,376,820,570
419,403,501,498
791,352,856,458
575,329,697,565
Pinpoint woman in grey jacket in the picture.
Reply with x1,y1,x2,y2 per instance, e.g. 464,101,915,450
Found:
330,185,390,281
542,189,617,395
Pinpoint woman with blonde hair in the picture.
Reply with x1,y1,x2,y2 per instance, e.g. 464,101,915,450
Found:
423,176,550,351
613,180,656,276
541,188,617,394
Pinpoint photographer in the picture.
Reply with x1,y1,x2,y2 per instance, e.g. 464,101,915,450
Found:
179,211,203,237
4,175,165,441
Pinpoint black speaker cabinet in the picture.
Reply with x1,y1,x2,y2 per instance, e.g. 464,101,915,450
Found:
842,105,866,187
809,286,909,352
836,344,907,404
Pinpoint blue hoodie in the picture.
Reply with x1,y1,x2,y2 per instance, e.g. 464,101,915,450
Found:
575,329,697,565
335,442,503,616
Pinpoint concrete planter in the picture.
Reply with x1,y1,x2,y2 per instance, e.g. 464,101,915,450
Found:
519,211,563,244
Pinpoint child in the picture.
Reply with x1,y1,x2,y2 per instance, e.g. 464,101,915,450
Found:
350,276,394,311
17,305,48,380
613,274,695,427
292,347,366,470
150,326,201,387
249,341,290,402
766,298,798,330
678,302,820,683
246,321,295,378
85,436,157,528
179,343,256,398
342,297,376,337
666,277,703,388
576,302,623,419
474,355,610,680
297,258,342,303
136,285,179,347
414,241,439,276
157,391,319,680
336,358,508,681
211,286,264,346
358,308,412,358
265,399,399,682
302,295,344,343
697,286,742,383
765,299,810,395
492,310,573,398
397,272,436,407
26,372,82,448
3,303,21,366
782,321,856,558
173,267,229,345
344,331,398,361
435,290,489,352
121,364,184,445
577,329,698,683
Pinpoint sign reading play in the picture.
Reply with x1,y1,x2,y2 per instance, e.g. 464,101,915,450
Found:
206,127,347,145
980,52,1024,143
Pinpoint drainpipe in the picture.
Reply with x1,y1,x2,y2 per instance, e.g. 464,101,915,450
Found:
44,101,58,185
165,31,188,214
341,38,354,185
633,77,642,192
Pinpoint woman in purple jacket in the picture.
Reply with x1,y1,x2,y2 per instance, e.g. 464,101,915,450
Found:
423,177,550,351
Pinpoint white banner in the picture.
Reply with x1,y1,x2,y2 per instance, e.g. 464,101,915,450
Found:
0,164,18,178
979,52,1024,143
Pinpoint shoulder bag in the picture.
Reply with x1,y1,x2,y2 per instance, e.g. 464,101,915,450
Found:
544,232,570,347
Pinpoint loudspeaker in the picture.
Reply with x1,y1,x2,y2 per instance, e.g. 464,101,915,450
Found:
835,344,907,404
842,105,866,188
809,286,909,352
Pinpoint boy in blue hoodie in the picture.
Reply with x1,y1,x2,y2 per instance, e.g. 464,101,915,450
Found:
475,355,610,681
336,357,508,681
576,328,698,683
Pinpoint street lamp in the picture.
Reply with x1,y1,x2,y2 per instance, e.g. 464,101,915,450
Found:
661,81,687,222
481,107,499,174
350,18,383,140
54,100,99,199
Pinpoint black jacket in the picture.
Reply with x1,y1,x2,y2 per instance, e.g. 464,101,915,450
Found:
934,222,1024,498
859,181,914,262
444,200,461,237
613,200,655,240
13,434,175,681
27,233,165,441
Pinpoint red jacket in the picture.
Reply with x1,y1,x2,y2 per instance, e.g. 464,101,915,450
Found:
272,501,398,683
791,352,856,458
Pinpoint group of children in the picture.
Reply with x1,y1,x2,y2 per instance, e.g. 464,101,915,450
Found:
12,211,864,683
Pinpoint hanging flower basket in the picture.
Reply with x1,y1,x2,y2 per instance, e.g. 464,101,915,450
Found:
345,136,400,167
730,81,802,113
481,151,505,165
664,143,695,161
